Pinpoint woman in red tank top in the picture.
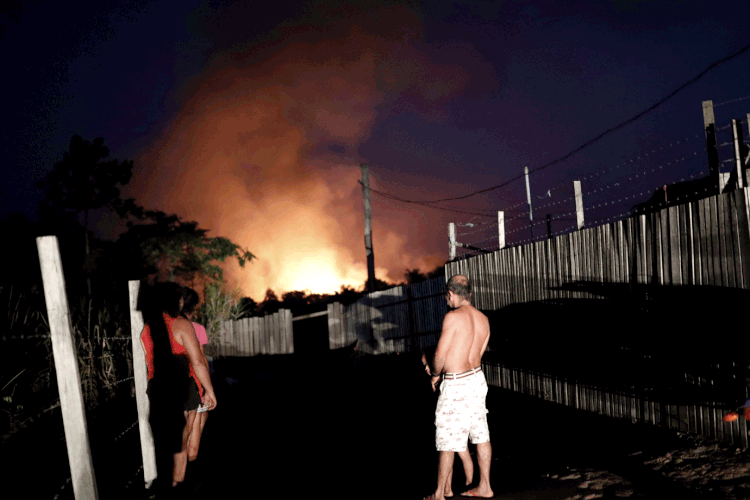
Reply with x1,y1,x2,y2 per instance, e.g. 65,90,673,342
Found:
140,282,217,490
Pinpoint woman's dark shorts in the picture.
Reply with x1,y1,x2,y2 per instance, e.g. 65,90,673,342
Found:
183,378,202,412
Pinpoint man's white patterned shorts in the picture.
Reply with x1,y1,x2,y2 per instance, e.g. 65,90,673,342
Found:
435,372,490,452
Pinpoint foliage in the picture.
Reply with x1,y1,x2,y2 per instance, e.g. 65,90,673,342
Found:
118,209,255,284
37,135,135,223
256,288,281,315
404,268,428,284
36,134,255,289
198,282,248,357
0,289,132,441
37,135,136,294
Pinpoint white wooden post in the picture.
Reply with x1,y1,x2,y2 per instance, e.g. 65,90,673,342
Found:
36,236,99,500
703,100,719,191
732,119,745,188
574,180,584,230
525,166,533,240
284,309,294,353
128,280,157,487
497,211,505,249
448,223,456,260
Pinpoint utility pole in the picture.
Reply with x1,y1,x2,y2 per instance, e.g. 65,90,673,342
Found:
360,163,376,293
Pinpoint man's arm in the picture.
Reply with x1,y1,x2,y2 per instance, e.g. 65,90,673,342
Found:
432,312,458,377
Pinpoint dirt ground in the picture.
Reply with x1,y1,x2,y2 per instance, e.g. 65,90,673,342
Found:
7,352,750,499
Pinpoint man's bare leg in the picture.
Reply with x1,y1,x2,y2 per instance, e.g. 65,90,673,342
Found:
173,410,197,486
457,448,474,486
443,461,454,497
445,448,473,497
187,411,208,461
464,441,493,497
425,451,454,500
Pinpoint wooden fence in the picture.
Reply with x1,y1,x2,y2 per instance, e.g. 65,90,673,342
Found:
217,309,293,356
442,186,750,444
481,362,750,448
322,187,750,444
327,276,448,353
446,187,750,307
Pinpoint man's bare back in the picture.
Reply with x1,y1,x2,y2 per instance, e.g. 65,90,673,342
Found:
440,304,490,373
432,278,490,377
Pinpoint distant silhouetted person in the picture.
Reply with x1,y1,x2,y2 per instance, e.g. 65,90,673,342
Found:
425,275,493,500
140,282,216,490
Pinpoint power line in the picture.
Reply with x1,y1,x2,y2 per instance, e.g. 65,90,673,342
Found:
370,186,498,217
367,44,750,205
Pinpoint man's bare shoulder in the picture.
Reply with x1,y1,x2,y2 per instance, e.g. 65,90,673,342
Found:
446,307,473,321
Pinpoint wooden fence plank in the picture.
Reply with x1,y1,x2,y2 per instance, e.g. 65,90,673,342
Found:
708,194,721,286
719,193,734,288
698,198,709,286
669,205,682,285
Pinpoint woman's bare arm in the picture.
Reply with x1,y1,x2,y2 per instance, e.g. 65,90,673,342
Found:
173,318,217,409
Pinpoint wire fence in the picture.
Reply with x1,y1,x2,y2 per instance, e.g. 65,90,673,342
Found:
1,285,144,499
451,109,749,255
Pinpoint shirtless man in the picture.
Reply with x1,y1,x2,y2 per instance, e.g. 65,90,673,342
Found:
426,275,493,500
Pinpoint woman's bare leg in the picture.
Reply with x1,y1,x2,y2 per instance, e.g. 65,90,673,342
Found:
187,411,208,461
173,410,197,486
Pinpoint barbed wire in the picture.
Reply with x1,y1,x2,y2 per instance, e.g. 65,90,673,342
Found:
461,173,726,249
46,421,139,499
0,334,132,341
582,152,706,200
124,464,144,492
714,95,750,107
112,419,139,443
474,138,709,228
454,146,700,238
102,376,135,389
716,122,734,131
583,177,720,216
51,476,72,500
506,222,580,247
551,133,706,197
1,334,50,341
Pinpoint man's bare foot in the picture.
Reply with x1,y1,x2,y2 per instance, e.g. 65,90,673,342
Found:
424,493,446,500
461,486,494,498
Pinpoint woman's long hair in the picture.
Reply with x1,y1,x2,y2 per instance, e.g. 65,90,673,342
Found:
141,282,189,408
140,281,188,460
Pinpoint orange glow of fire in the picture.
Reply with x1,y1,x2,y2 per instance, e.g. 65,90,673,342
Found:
126,6,484,300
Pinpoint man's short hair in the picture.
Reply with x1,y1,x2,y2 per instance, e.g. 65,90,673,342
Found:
447,275,471,299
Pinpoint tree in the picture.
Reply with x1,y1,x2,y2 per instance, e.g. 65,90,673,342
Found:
363,277,392,292
117,209,254,285
404,268,428,285
257,288,281,315
38,135,135,294
237,297,258,318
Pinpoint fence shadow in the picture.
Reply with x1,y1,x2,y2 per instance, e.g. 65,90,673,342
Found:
484,281,750,408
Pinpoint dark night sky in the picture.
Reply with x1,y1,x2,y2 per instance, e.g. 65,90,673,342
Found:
2,0,749,299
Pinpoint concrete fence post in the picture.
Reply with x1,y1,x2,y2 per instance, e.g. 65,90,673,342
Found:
37,235,99,500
